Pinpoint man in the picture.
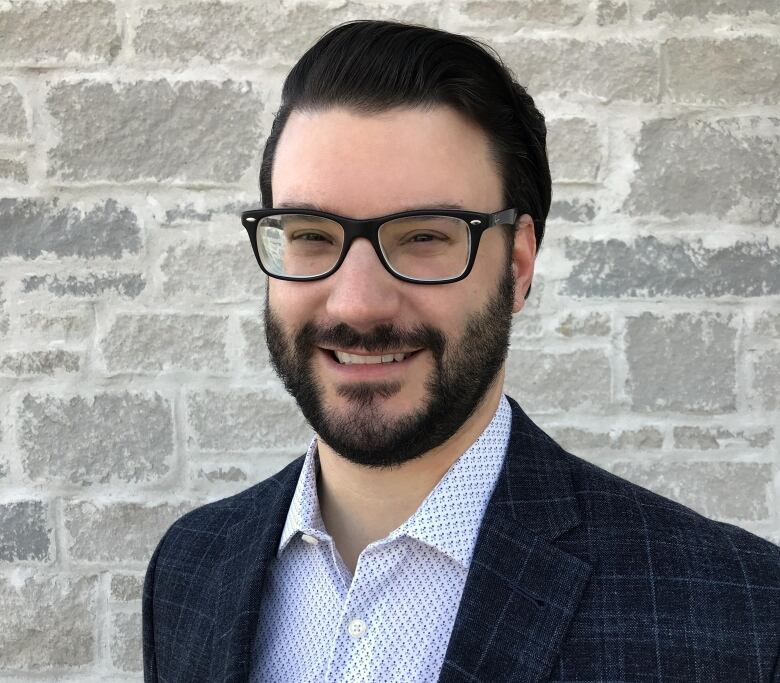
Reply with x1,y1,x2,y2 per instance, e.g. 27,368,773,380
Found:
143,20,780,682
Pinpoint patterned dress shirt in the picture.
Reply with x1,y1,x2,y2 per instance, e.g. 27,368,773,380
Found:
251,395,512,682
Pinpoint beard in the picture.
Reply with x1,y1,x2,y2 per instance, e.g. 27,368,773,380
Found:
264,261,514,469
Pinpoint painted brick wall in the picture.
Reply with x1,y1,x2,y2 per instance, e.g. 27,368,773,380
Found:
0,0,778,678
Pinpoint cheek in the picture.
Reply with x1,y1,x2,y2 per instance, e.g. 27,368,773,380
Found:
416,292,469,338
267,281,324,325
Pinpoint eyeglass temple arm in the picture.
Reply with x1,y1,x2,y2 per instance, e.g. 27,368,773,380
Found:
490,208,518,226
491,208,544,234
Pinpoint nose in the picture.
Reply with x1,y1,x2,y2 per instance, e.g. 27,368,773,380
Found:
324,237,403,331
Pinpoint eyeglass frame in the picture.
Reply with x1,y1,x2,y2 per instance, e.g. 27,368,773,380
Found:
241,207,532,285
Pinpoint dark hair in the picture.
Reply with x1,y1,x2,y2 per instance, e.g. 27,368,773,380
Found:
260,20,551,251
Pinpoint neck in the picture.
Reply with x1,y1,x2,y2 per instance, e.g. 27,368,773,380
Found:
316,375,505,574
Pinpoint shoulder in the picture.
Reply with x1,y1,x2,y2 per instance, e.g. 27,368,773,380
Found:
151,454,305,569
504,396,779,575
509,411,780,679
142,455,305,678
566,446,779,577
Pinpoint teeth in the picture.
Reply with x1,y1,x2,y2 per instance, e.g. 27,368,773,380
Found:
334,351,411,365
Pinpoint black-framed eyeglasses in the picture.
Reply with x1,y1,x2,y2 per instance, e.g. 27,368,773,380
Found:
241,207,522,284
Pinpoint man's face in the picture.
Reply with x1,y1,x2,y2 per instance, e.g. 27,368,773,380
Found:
265,106,533,468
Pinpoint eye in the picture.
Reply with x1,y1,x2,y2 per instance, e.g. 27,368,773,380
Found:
402,231,450,244
291,231,334,243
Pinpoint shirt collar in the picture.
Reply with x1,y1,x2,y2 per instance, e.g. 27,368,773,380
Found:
278,437,324,556
277,395,513,569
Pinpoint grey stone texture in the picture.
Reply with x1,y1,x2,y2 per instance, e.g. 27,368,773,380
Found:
187,389,311,451
550,426,663,452
21,310,91,341
644,0,779,19
505,349,611,412
596,0,628,24
0,157,28,181
111,610,142,671
161,240,263,301
548,198,596,223
753,350,780,410
502,39,659,102
22,272,146,298
626,117,780,223
0,281,8,337
665,37,780,106
0,0,119,65
0,83,26,138
196,464,249,484
626,313,737,413
673,426,773,450
163,200,244,225
612,461,772,521
547,118,601,182
240,316,271,372
65,501,192,563
0,500,51,562
0,198,141,260
110,574,144,602
0,574,98,669
133,2,267,63
463,0,586,27
101,314,228,372
47,80,263,183
133,1,440,65
564,237,780,298
0,350,80,376
18,393,173,485
192,453,299,490
555,312,611,337
754,313,780,338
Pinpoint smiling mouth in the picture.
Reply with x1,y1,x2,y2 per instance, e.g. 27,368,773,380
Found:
328,350,420,365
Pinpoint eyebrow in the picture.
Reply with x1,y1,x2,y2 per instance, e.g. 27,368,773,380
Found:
274,200,469,213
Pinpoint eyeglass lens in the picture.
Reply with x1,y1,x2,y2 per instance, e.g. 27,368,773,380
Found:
255,214,471,281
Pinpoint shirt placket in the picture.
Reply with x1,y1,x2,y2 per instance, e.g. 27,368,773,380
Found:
325,537,410,682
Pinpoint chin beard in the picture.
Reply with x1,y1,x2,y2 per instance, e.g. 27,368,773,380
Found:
264,263,514,469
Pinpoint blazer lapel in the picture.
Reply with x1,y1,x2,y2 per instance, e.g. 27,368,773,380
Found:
439,398,592,683
210,458,304,682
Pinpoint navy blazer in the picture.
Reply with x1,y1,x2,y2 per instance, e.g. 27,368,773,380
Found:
143,398,780,681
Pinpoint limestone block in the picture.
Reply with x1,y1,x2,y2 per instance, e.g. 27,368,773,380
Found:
0,574,98,669
18,392,173,486
564,237,780,298
187,389,311,451
101,314,228,372
47,80,263,183
626,117,780,223
626,313,736,413
0,500,51,562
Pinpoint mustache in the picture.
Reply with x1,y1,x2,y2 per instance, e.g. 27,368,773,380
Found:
294,321,446,356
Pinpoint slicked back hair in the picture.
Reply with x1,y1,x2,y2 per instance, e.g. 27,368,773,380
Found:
259,20,551,252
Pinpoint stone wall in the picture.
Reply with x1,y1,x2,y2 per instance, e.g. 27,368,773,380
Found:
0,0,778,678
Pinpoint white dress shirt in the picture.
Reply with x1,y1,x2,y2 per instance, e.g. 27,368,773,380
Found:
251,395,512,682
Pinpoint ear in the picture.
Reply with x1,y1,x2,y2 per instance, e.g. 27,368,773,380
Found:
511,214,537,313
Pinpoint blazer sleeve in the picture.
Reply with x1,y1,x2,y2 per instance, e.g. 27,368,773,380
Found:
142,531,166,682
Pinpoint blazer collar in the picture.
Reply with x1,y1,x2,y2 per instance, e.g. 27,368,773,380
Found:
438,397,592,683
210,456,304,682
488,396,582,540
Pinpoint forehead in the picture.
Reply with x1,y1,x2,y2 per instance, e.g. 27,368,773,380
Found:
271,105,504,216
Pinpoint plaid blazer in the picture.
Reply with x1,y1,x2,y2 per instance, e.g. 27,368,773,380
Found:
143,398,780,682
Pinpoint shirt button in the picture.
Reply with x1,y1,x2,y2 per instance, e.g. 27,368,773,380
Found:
301,533,319,545
348,618,367,639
